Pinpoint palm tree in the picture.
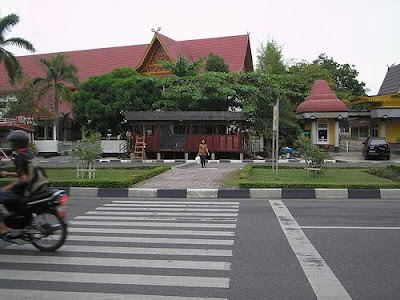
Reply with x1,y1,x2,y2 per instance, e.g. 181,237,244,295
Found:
32,54,79,143
0,13,35,84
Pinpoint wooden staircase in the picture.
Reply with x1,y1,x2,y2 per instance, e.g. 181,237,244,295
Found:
131,134,146,161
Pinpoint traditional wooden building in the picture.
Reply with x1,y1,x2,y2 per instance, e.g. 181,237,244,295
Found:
0,32,254,153
124,111,247,159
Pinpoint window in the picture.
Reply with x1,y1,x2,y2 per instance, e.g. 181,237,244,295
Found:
189,124,201,134
34,123,53,140
215,124,227,134
203,124,213,134
317,121,328,143
145,125,155,135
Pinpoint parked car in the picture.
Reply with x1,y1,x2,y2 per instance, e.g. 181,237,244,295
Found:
362,137,390,160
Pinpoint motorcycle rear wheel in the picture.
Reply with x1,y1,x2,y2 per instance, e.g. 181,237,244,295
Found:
30,210,67,252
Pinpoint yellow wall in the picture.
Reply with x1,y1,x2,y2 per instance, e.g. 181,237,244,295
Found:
386,120,400,143
329,119,335,145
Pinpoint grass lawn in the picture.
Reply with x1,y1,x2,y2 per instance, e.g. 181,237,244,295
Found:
238,166,400,189
0,166,170,188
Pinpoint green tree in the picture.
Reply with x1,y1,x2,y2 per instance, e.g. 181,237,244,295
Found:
72,132,103,176
256,38,286,74
294,135,327,169
4,79,37,117
72,68,161,135
205,53,229,73
160,72,249,111
285,62,334,105
159,54,205,77
31,54,79,141
239,72,300,148
0,13,35,84
313,54,366,99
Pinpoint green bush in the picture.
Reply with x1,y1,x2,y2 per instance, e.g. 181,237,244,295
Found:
0,166,170,188
238,164,400,189
365,165,400,182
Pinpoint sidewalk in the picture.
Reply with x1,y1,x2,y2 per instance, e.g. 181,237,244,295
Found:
135,166,239,189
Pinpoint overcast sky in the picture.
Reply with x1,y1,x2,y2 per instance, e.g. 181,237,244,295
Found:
2,0,399,95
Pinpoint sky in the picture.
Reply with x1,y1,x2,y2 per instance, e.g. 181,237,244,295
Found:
1,0,399,95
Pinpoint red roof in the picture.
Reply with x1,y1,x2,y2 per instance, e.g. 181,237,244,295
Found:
0,33,253,118
296,80,348,113
0,33,253,91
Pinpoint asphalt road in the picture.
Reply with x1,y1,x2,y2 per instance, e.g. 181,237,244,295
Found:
0,197,399,300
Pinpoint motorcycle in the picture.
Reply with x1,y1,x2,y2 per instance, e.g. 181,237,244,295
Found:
0,189,68,252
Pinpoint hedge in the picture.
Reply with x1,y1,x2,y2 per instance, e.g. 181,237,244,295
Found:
0,165,170,188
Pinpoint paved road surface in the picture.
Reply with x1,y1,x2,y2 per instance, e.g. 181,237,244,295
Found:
0,197,399,299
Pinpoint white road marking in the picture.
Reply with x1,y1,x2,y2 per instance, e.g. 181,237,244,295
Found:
86,211,238,217
74,215,237,222
112,201,239,205
0,254,231,270
301,226,400,230
68,227,234,236
95,207,238,212
270,200,352,300
70,220,236,228
0,270,230,288
106,203,240,208
7,244,233,256
0,289,228,300
67,235,234,245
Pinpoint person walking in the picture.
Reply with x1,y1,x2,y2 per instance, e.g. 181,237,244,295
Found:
198,140,209,168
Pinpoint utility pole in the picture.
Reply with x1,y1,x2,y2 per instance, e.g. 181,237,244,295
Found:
272,99,279,179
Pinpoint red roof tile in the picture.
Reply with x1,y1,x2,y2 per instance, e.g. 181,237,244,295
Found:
0,33,253,117
296,80,348,113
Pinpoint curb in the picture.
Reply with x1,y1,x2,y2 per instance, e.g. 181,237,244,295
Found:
65,187,400,199
97,159,338,164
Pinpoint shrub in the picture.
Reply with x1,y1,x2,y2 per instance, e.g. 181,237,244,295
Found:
294,135,327,168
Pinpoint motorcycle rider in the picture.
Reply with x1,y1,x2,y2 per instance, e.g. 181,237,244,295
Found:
0,130,33,239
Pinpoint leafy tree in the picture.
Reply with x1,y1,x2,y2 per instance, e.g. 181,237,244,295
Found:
160,72,249,111
284,63,334,105
31,54,79,140
205,53,229,73
0,13,35,84
72,68,161,135
238,72,300,148
4,79,37,117
159,54,205,77
72,132,103,176
256,38,286,74
313,54,366,99
294,135,327,169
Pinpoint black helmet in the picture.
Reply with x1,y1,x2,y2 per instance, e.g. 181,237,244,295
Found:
6,130,30,149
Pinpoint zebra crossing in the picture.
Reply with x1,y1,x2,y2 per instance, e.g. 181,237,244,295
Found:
0,200,239,299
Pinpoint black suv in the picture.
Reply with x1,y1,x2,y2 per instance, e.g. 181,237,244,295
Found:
362,137,390,160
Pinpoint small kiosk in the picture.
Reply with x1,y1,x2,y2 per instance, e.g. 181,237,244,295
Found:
296,80,348,152
124,111,248,160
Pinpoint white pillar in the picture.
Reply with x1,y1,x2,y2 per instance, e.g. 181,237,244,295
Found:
381,120,386,137
334,120,340,148
53,123,57,141
311,120,317,144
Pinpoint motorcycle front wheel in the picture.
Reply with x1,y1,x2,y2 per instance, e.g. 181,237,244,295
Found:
30,210,67,252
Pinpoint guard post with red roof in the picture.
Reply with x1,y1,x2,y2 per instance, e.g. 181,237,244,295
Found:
296,80,349,152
